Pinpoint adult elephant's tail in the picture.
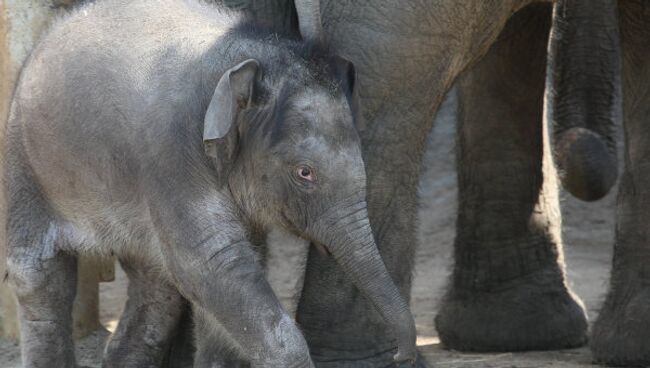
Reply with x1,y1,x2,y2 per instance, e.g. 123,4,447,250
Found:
548,0,621,201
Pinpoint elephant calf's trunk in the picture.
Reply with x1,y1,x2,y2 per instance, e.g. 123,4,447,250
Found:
312,204,417,364
333,234,417,364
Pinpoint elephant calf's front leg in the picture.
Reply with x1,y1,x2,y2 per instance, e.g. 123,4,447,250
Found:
160,219,314,368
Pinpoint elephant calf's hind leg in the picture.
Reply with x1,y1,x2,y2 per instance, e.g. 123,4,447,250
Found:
7,217,78,367
103,260,187,368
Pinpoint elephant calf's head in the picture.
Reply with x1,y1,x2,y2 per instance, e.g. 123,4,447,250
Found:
202,45,417,364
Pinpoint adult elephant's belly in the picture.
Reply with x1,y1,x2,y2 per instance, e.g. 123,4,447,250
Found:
319,0,522,122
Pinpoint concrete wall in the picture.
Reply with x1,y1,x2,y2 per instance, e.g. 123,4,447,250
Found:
0,0,112,340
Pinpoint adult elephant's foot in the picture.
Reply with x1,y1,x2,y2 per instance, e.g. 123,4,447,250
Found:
313,351,430,368
591,287,650,367
435,267,588,352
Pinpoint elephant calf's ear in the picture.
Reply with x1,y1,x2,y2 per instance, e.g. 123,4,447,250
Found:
204,59,260,171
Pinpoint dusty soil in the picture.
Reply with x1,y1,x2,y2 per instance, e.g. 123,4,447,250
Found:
0,92,618,367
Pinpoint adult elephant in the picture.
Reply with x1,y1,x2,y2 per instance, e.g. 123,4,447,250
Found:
513,1,650,366
453,2,650,366
586,1,650,366
209,0,620,366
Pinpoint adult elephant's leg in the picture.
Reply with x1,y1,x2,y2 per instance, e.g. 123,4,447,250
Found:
591,1,650,365
296,111,436,368
435,4,588,351
295,35,443,368
295,1,534,366
294,11,454,368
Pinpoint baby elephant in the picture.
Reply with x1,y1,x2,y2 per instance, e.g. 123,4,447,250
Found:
4,0,416,367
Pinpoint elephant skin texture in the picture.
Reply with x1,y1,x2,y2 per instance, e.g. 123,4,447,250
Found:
210,0,622,367
4,0,417,367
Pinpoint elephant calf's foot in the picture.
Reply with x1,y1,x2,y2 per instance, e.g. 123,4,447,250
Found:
591,288,650,367
435,270,588,352
313,350,430,368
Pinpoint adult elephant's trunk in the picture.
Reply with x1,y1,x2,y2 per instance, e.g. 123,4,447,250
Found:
548,0,621,201
308,201,417,364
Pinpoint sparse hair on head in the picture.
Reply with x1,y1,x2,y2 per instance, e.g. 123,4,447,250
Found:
230,18,349,97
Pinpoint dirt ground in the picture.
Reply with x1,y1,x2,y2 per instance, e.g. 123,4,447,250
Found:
0,92,618,367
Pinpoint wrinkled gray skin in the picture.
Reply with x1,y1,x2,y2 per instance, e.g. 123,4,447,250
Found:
439,0,621,352
101,0,621,366
6,0,623,367
587,1,650,366
528,1,650,366
191,1,619,367
4,0,417,367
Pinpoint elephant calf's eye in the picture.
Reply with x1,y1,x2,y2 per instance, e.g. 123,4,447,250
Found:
296,165,315,182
